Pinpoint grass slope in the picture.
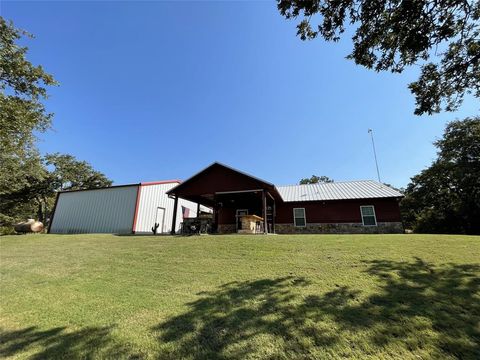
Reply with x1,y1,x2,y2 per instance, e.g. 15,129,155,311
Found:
0,234,479,359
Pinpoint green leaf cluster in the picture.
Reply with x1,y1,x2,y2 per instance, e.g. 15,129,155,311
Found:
277,0,480,115
299,175,334,184
0,17,57,154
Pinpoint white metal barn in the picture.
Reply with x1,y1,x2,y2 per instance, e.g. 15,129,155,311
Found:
48,180,202,234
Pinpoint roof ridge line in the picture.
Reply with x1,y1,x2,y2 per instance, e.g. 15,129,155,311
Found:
277,179,376,187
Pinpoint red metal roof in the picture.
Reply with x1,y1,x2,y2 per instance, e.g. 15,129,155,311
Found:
140,180,181,186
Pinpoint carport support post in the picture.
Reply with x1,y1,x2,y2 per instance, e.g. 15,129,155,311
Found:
272,199,276,234
171,196,178,235
262,190,268,234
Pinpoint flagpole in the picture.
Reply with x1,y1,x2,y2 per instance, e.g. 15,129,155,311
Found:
368,129,381,183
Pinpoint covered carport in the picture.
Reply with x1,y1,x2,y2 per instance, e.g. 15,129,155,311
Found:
166,162,282,234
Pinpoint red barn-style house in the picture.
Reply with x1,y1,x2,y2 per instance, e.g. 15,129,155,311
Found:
167,162,403,234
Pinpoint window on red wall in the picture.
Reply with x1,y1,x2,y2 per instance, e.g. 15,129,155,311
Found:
360,206,377,226
293,208,306,227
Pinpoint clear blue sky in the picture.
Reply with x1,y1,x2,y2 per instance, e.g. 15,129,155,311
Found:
3,1,477,188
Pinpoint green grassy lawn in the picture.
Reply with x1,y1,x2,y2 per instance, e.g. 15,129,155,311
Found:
0,234,479,359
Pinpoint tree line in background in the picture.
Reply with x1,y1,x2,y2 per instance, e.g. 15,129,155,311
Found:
401,117,480,234
0,17,111,234
0,153,112,230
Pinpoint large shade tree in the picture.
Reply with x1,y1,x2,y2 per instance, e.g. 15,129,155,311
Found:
277,0,480,115
401,117,480,234
0,17,111,231
0,17,57,229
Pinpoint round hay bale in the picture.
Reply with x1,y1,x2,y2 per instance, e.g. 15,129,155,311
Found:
14,219,44,233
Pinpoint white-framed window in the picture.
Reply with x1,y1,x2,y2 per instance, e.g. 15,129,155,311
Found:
360,205,377,226
293,208,306,227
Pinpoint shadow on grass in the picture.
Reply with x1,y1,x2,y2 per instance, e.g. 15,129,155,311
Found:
2,259,478,359
154,276,339,359
154,259,480,359
0,325,141,359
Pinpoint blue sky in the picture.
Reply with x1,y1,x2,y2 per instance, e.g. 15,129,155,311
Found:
3,1,477,188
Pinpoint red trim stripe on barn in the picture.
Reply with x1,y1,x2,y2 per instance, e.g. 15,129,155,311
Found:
131,185,142,233
141,180,181,186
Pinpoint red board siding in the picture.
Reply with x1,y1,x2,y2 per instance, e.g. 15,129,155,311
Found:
168,163,280,201
275,198,401,224
174,166,264,196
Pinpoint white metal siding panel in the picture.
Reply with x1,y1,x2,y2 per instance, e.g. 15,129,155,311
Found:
50,186,139,234
276,180,403,202
134,183,200,234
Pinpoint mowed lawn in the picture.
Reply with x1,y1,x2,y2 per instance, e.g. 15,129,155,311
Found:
0,234,479,359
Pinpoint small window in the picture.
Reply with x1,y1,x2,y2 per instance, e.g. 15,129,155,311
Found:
360,206,377,226
293,208,306,227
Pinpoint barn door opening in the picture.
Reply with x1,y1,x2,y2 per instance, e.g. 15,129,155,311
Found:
154,207,166,234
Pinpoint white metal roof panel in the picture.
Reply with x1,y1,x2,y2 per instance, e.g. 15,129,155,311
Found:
276,180,403,202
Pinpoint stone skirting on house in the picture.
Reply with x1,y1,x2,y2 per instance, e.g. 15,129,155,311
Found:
275,222,403,234
217,224,236,234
